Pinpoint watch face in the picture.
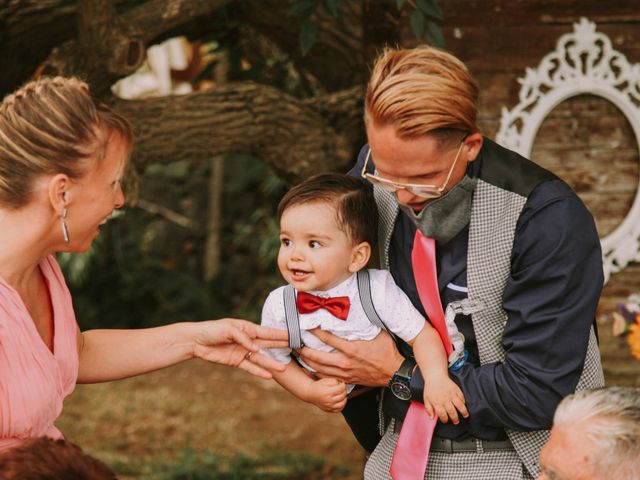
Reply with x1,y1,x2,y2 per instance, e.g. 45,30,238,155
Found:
390,381,412,401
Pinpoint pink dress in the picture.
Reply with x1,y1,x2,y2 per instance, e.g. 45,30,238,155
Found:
0,255,79,452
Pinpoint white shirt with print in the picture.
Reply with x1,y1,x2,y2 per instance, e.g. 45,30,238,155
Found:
261,269,425,365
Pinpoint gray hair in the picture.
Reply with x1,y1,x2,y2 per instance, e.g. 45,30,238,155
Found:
553,387,640,480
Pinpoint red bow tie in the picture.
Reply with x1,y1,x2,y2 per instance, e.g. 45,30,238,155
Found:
296,291,350,320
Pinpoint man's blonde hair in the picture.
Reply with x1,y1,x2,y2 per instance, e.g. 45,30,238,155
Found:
365,46,479,142
0,76,133,208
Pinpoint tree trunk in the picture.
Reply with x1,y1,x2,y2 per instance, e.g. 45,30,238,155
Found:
0,1,77,96
204,50,229,282
204,156,224,281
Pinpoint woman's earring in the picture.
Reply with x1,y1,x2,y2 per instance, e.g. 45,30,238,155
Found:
61,207,70,243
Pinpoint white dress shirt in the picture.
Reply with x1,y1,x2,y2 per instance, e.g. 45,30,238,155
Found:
261,269,425,366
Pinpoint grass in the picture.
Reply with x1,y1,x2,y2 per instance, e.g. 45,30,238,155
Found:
56,361,364,479
151,449,327,479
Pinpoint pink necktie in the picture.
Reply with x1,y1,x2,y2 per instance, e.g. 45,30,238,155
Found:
390,230,453,480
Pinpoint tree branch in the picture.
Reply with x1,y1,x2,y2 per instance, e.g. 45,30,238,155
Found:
1,0,364,97
80,0,145,76
112,82,362,182
0,1,368,181
125,0,234,45
136,198,194,229
40,0,145,97
0,1,77,96
0,0,231,97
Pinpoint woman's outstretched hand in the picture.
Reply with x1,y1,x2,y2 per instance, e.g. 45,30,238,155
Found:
192,318,289,379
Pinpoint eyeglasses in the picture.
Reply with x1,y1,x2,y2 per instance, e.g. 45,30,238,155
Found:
361,137,467,200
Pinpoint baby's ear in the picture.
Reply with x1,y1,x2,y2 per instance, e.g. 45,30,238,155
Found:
348,241,371,273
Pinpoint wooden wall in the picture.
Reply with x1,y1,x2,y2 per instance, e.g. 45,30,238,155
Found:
428,1,640,381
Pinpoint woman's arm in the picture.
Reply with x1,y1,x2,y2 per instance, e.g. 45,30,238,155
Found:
76,319,288,383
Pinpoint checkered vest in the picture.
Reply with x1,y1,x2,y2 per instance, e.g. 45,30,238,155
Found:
374,139,605,478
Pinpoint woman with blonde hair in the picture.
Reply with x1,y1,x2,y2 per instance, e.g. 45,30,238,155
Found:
0,77,287,452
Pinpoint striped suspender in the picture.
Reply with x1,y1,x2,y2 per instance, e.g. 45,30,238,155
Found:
356,270,393,338
283,271,391,349
283,284,304,349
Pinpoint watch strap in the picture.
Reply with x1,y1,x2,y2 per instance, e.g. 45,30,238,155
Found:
393,357,416,383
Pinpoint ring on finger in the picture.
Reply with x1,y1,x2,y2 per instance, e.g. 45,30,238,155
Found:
245,351,253,361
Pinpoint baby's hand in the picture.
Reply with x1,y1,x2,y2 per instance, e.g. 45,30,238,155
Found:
305,377,347,413
423,374,468,424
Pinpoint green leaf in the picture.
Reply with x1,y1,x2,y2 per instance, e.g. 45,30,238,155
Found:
396,0,407,9
410,9,425,40
300,20,319,56
425,20,446,48
417,0,444,20
321,0,339,18
288,0,320,18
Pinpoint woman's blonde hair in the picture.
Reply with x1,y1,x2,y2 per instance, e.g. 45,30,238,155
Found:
0,76,133,208
365,46,479,142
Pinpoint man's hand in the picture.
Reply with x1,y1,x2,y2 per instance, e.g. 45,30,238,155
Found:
305,378,347,412
297,329,404,387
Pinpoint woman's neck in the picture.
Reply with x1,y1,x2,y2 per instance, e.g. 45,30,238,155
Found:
0,204,56,289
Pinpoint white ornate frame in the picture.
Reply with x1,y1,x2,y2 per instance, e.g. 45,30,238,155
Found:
496,17,640,282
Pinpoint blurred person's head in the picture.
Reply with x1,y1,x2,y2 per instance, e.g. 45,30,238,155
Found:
538,387,640,480
0,437,116,479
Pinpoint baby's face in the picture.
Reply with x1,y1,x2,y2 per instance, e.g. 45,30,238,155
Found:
278,201,357,292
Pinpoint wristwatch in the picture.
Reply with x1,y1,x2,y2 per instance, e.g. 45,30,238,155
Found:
389,357,416,401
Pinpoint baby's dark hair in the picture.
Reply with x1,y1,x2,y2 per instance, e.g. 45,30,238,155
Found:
277,173,378,247
0,437,116,479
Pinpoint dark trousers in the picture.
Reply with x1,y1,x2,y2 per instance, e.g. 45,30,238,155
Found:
341,388,382,453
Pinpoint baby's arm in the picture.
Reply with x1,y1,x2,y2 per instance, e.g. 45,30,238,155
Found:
273,362,347,413
408,324,468,424
260,288,346,412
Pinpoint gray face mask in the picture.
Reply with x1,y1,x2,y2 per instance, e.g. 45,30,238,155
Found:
399,175,477,244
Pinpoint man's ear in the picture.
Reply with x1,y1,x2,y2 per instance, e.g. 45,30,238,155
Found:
464,132,483,163
48,173,70,215
348,241,372,273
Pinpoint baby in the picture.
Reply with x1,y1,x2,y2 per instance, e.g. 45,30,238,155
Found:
261,173,467,422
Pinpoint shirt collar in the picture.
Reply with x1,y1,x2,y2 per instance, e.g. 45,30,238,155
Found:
305,272,357,297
